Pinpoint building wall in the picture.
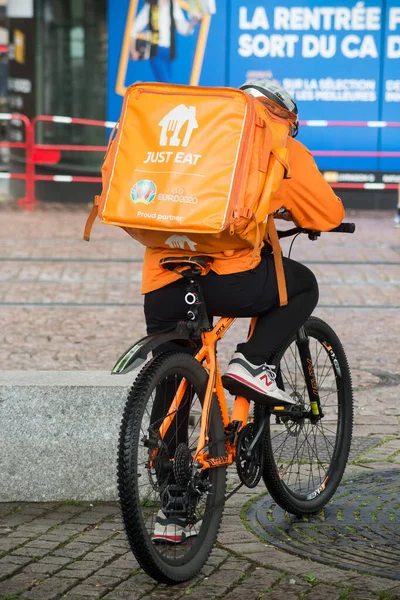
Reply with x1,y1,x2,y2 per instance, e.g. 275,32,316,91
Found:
7,0,107,178
34,0,107,170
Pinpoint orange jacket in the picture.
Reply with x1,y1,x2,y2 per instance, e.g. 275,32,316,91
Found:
270,137,345,229
140,136,344,295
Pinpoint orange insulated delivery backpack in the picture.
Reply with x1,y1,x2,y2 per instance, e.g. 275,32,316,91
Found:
84,82,294,300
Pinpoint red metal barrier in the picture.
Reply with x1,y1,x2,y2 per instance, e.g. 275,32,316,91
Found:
31,115,115,188
31,115,399,187
1,114,400,210
32,115,115,176
0,113,38,210
2,114,115,209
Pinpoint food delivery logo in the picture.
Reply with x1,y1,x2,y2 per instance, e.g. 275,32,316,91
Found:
158,105,198,148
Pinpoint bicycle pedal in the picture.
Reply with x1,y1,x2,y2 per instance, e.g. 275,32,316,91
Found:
272,404,303,417
225,420,242,443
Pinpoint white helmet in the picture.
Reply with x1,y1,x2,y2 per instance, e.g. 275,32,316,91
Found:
240,79,298,136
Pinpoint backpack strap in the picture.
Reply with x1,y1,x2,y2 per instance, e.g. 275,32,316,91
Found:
83,195,100,242
255,119,272,173
266,216,288,307
271,148,291,179
230,207,262,267
83,123,119,242
250,217,261,266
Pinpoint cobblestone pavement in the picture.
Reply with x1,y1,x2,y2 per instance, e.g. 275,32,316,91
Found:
1,203,400,598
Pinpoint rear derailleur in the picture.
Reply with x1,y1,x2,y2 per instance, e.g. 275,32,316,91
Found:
161,442,211,524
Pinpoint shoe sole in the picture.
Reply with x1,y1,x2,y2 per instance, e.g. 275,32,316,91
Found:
152,532,198,544
222,374,295,406
152,534,185,544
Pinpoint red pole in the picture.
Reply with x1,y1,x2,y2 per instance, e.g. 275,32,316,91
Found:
16,114,39,210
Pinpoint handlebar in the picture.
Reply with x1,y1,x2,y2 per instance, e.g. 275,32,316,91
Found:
277,222,356,240
331,223,356,234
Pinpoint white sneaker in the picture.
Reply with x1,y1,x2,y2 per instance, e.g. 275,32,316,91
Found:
152,510,202,544
222,352,296,405
394,214,400,228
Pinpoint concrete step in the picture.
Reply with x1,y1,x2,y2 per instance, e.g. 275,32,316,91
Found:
0,371,136,502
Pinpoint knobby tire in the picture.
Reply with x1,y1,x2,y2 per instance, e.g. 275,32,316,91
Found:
117,352,227,583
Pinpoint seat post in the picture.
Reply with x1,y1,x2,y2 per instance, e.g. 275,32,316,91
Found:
158,255,214,335
184,276,212,335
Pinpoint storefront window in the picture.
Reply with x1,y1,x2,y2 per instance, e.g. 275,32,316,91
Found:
35,0,107,171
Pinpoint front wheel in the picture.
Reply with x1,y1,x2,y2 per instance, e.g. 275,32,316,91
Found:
259,316,353,515
117,352,227,584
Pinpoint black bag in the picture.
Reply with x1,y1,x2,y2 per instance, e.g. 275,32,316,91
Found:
135,36,151,60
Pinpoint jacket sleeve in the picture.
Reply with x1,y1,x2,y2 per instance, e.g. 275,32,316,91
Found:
271,137,345,231
131,5,150,37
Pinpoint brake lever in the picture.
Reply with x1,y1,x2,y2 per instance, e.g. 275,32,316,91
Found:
308,232,321,241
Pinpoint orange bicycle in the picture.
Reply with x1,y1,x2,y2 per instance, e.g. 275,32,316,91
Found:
115,223,355,583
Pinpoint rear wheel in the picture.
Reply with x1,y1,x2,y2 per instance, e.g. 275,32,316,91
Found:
258,316,353,515
118,352,227,583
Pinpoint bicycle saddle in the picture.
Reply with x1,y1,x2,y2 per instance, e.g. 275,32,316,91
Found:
159,255,214,277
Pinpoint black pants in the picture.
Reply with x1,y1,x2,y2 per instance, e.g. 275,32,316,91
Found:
144,253,319,364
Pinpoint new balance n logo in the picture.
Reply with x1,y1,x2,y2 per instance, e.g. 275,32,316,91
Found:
260,374,273,387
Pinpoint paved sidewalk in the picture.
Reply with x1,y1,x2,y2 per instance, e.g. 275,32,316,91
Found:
1,204,400,599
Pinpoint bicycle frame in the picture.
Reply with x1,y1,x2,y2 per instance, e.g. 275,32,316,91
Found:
155,318,326,471
156,316,246,470
154,312,308,471
195,316,245,468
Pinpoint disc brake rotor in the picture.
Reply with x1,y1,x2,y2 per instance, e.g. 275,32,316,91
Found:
279,393,306,437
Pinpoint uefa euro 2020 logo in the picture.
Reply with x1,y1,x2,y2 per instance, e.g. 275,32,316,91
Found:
131,180,157,204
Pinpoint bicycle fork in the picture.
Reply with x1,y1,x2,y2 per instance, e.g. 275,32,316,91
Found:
296,326,324,422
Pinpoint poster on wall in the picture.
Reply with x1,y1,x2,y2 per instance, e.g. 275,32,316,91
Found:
228,0,384,171
107,0,225,123
106,1,399,174
380,0,400,172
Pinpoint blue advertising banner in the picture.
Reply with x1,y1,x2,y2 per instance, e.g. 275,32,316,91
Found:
107,0,226,123
228,0,383,171
380,0,400,172
107,1,399,174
